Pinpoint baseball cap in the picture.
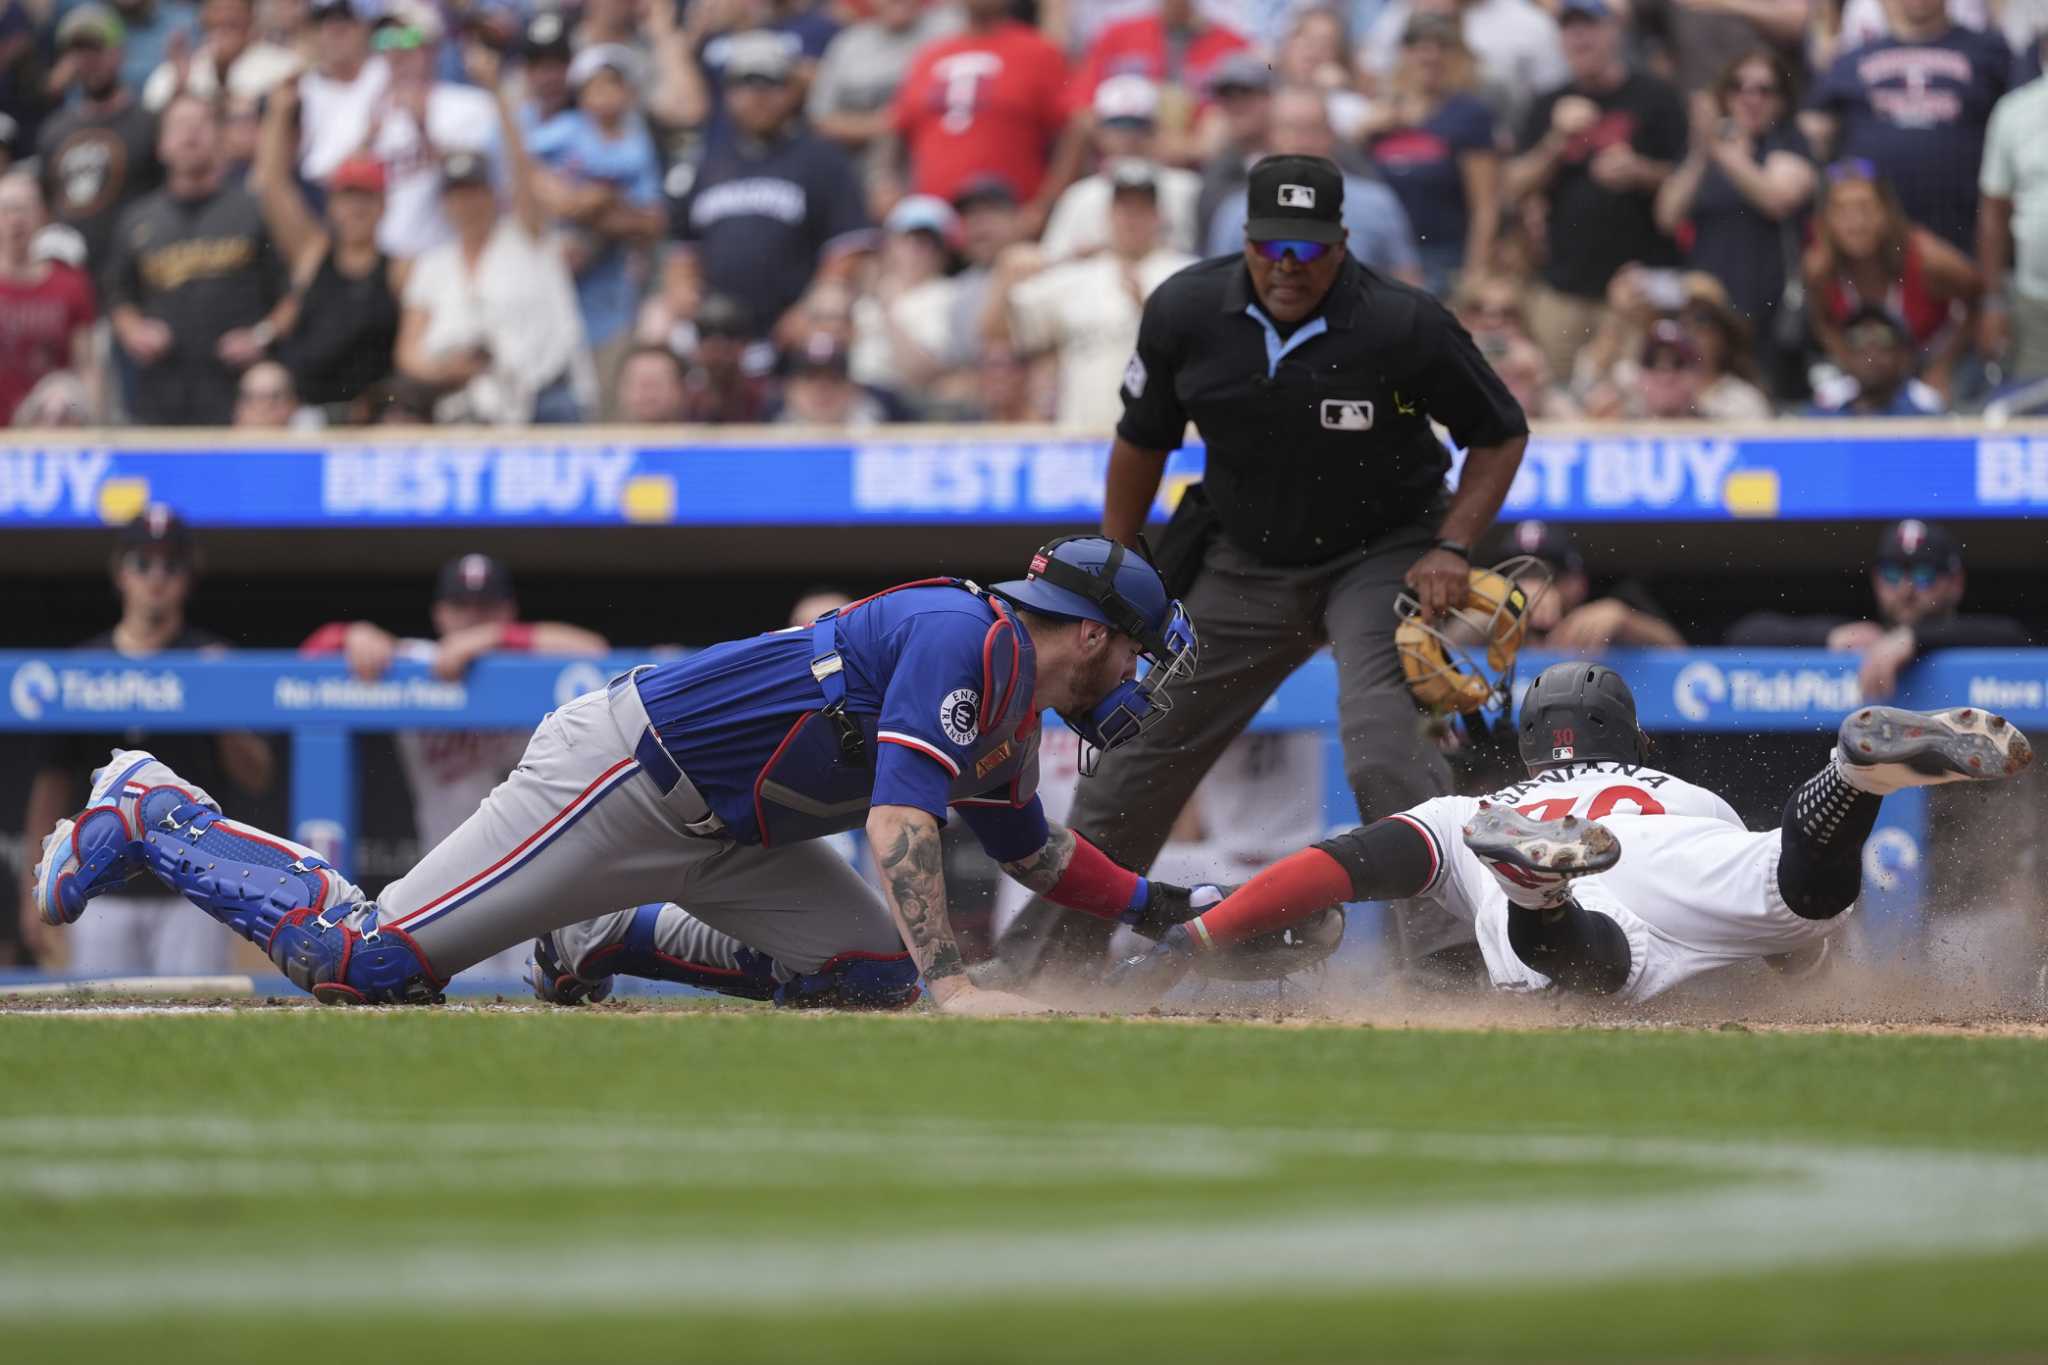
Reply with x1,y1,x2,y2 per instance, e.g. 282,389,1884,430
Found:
309,0,361,21
1206,51,1272,96
1559,0,1614,21
1402,12,1462,45
952,174,1019,212
884,194,961,246
1500,521,1583,575
115,505,195,561
1640,318,1699,367
1245,154,1345,245
57,3,125,48
327,153,387,194
1874,519,1961,573
373,0,443,50
723,29,797,82
440,149,489,188
788,330,850,376
696,293,752,339
1106,157,1162,198
523,10,570,60
568,42,641,91
1094,74,1160,127
1842,304,1911,347
436,553,516,604
31,222,88,269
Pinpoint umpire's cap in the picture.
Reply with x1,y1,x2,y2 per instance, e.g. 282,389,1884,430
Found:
992,536,1174,656
1245,154,1345,245
1518,661,1648,770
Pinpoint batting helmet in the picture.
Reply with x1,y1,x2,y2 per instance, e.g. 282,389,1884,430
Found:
1516,661,1649,771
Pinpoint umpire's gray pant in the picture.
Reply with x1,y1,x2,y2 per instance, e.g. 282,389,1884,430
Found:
995,524,1463,981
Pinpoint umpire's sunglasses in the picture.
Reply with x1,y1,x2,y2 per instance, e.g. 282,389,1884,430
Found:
1877,561,1942,589
1250,238,1334,263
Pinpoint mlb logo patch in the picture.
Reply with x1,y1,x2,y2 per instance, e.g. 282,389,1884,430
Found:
1278,183,1316,208
1320,399,1374,431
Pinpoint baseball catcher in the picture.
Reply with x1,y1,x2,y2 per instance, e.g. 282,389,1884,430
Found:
33,538,1216,1014
1116,661,2034,1004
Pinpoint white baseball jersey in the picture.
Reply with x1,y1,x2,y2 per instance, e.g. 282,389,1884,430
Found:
1392,762,1839,1002
387,641,530,849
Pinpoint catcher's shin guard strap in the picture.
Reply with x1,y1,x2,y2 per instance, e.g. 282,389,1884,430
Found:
1046,834,1146,920
1504,899,1630,995
1192,847,1354,949
775,952,921,1010
577,904,782,1001
136,793,356,945
268,909,446,1005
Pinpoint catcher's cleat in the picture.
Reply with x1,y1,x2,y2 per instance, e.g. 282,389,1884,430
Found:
1461,801,1622,911
33,749,220,926
529,929,613,1006
1836,706,2033,795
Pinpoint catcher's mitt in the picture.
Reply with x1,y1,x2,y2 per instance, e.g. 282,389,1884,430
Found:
1395,556,1544,715
1191,907,1345,982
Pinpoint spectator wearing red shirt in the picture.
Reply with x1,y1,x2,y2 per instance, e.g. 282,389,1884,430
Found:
0,170,98,425
891,0,1080,230
1072,0,1251,151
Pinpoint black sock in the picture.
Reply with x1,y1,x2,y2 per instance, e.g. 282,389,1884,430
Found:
1505,897,1631,995
1777,758,1884,920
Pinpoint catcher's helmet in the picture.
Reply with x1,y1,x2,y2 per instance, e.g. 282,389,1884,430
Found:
1517,661,1649,770
991,535,1198,772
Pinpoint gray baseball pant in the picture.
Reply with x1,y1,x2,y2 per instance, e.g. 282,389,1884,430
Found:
158,677,905,987
995,525,1466,980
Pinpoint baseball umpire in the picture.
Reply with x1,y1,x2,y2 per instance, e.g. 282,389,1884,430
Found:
996,152,1530,987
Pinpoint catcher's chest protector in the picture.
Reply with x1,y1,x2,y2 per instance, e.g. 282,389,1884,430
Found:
752,583,1042,847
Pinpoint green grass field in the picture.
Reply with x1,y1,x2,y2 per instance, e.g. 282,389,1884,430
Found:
6,1004,2048,1363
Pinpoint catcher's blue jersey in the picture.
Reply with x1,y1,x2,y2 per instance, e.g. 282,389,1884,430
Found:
633,585,1047,856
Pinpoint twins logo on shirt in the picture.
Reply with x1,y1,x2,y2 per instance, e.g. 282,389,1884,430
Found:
940,688,980,745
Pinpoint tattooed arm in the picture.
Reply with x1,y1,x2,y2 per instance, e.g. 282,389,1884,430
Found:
997,821,1077,893
869,805,1058,1015
869,805,964,996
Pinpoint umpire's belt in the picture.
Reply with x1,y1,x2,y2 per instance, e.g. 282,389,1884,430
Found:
607,669,726,837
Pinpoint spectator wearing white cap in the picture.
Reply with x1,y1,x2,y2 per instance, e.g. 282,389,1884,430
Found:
985,159,1195,430
362,0,502,258
850,193,962,398
530,42,664,413
141,0,299,112
295,0,391,186
0,169,98,426
395,42,592,424
1040,74,1203,261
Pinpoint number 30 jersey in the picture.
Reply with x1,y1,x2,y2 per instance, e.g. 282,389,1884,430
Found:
1390,763,1803,1001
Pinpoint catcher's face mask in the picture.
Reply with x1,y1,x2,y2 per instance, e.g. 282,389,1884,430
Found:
1067,600,1198,774
1394,555,1548,716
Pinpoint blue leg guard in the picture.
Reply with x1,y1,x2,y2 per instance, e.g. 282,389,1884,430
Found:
576,904,781,1003
135,791,445,1005
773,952,922,1011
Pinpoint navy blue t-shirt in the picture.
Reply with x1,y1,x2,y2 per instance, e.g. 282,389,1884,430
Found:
1807,26,2010,250
668,128,874,335
1368,94,1496,257
1682,121,1812,334
634,586,1045,854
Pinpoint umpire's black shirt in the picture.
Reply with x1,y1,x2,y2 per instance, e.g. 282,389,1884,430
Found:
1118,254,1527,565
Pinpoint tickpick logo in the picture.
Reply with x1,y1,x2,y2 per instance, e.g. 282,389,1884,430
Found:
1673,661,1727,723
9,660,58,720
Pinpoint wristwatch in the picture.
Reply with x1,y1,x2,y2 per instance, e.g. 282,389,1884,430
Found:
1432,538,1472,560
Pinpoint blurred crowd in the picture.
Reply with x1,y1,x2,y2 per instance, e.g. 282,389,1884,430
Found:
2,0,2046,430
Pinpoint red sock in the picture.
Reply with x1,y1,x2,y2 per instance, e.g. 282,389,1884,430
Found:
1190,848,1354,949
